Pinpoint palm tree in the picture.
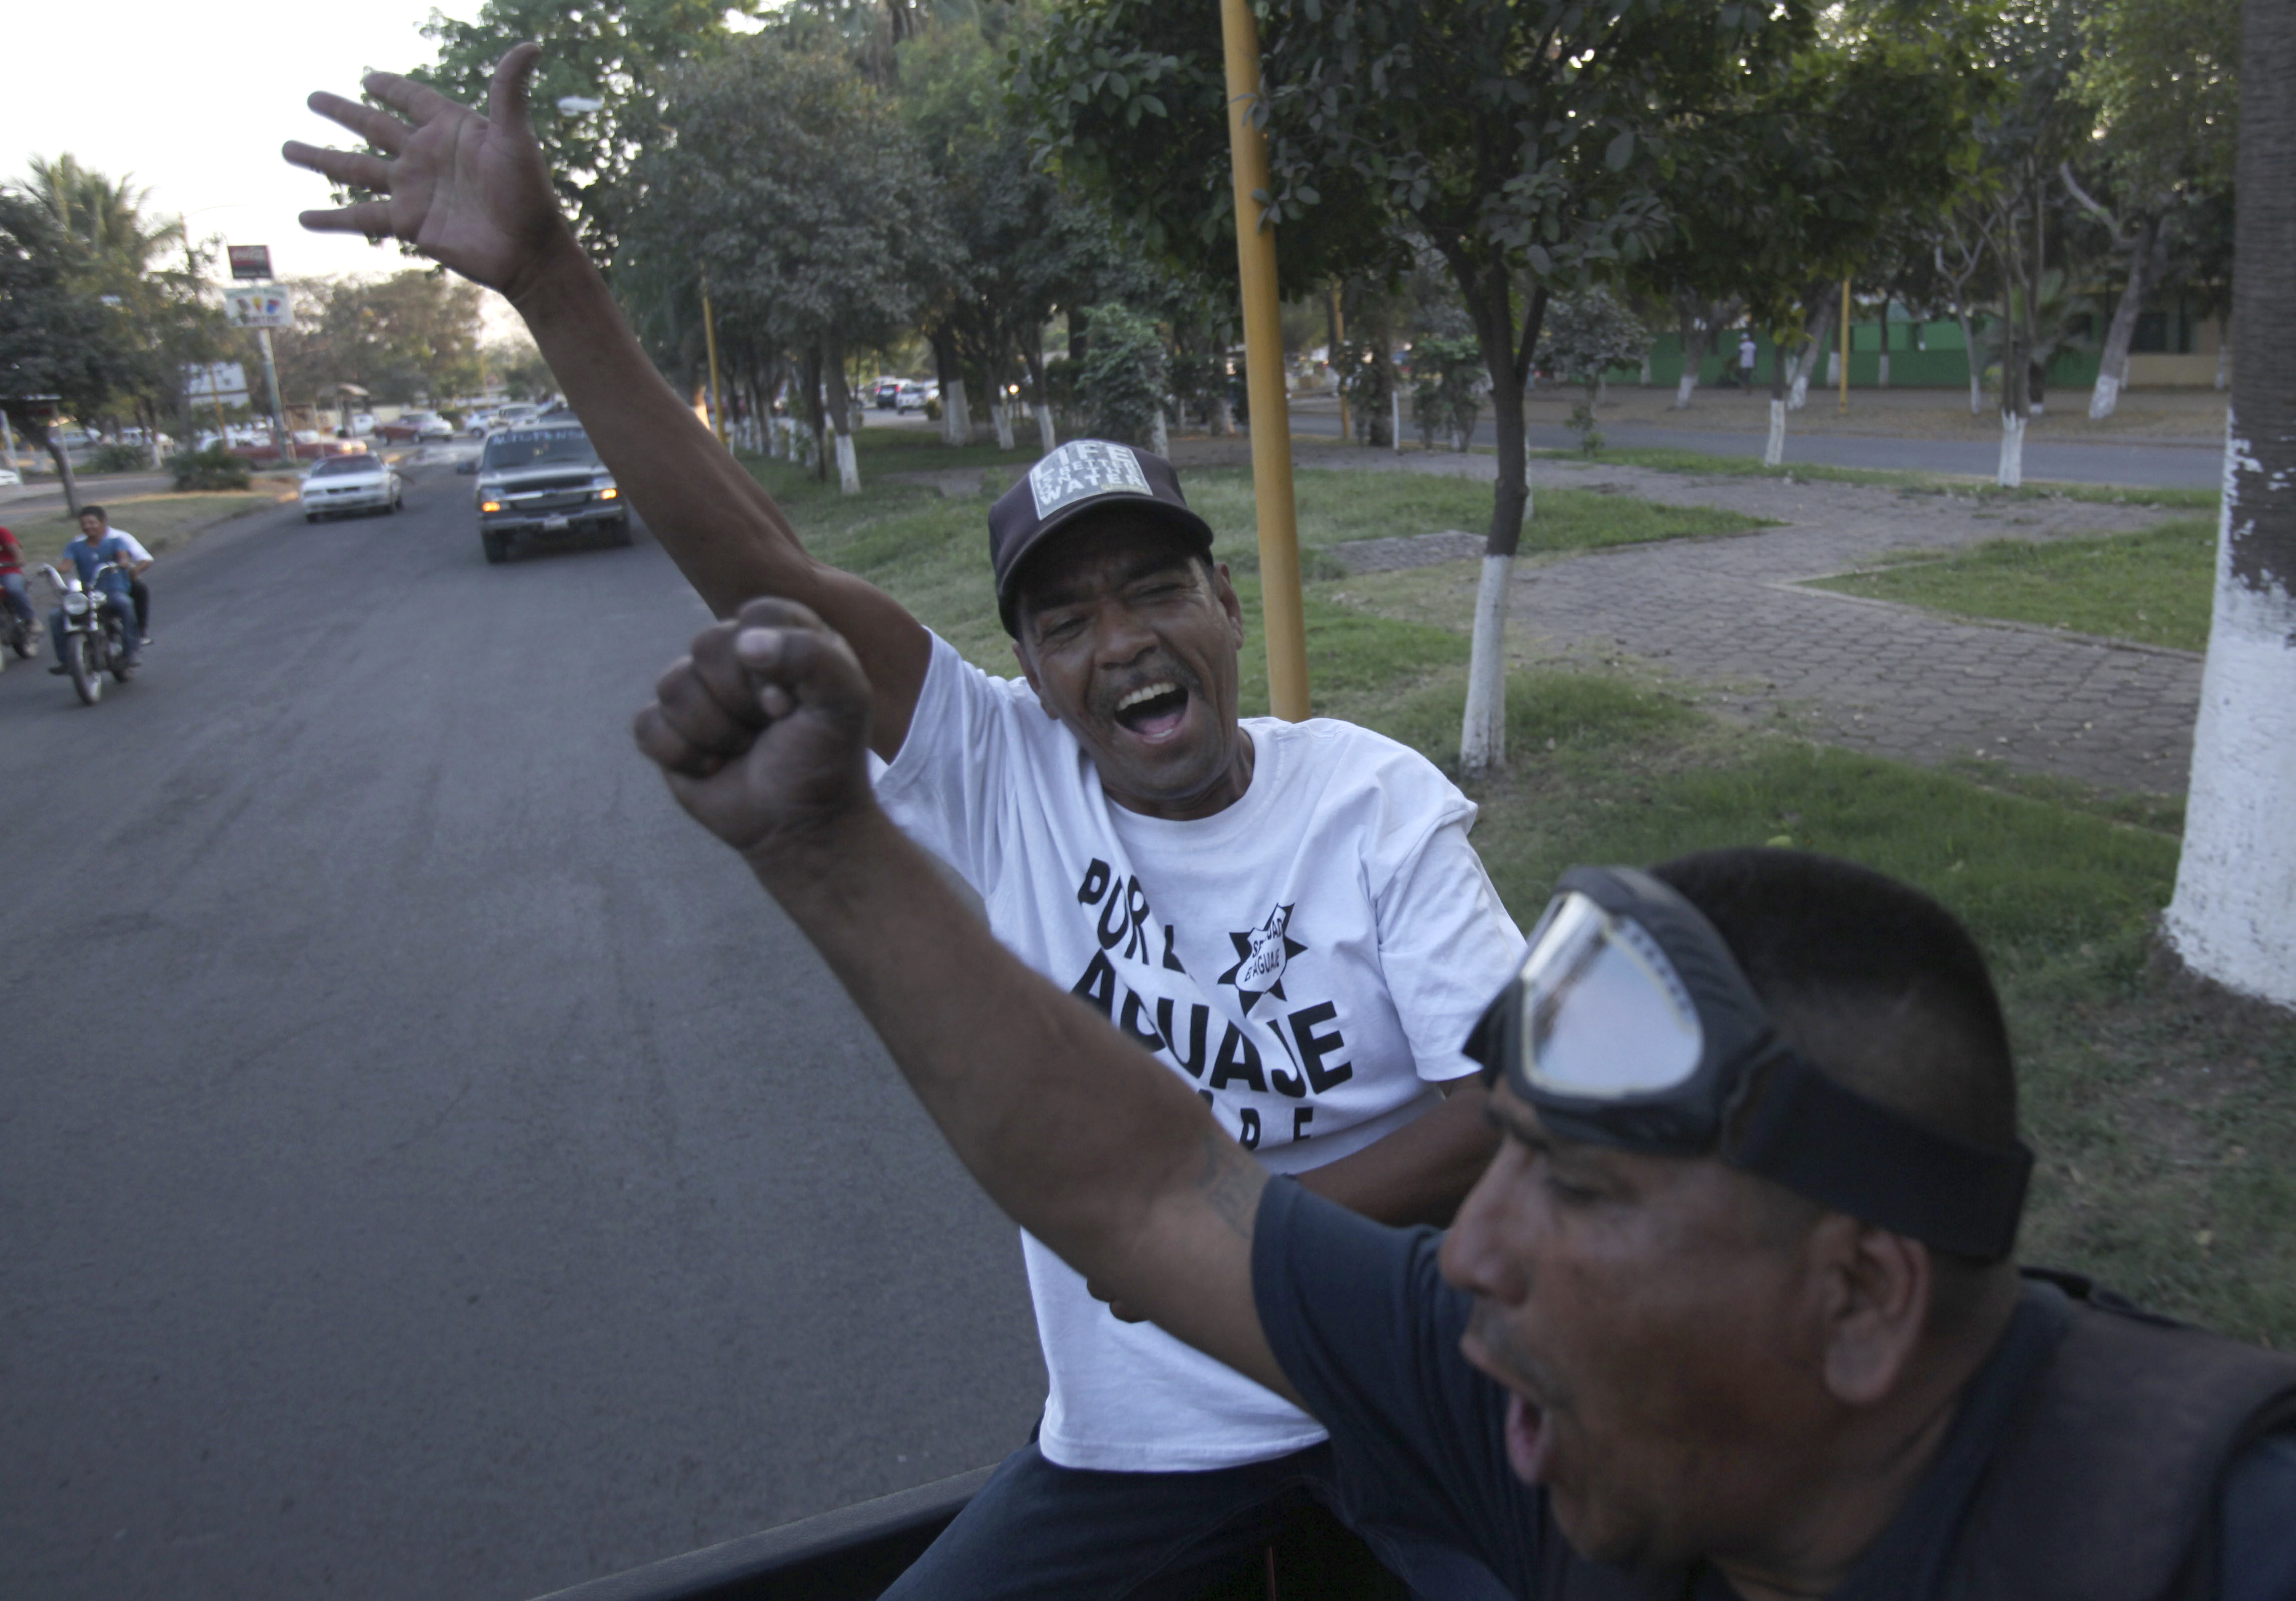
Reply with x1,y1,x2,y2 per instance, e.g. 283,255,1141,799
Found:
2162,0,2293,1007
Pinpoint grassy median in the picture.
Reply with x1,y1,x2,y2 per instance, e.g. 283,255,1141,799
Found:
749,440,2295,1349
7,488,285,571
1808,518,2218,654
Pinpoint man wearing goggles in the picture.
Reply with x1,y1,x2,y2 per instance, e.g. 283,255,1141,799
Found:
638,604,2296,1599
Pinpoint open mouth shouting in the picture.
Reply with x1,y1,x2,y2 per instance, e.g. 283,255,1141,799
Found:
1111,678,1193,744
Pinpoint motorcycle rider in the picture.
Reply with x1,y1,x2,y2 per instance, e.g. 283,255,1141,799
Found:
47,506,147,673
0,524,36,649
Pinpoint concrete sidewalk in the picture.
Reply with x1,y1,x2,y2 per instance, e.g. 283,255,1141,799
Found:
1330,455,2203,797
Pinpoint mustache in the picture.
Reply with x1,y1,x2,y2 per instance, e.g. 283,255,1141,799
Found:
1467,1298,1569,1415
1093,656,1203,720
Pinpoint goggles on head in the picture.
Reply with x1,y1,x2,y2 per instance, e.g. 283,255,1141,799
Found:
1463,866,2032,1261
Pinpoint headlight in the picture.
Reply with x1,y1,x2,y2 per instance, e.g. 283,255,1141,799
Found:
480,500,502,513
597,486,618,501
63,593,90,615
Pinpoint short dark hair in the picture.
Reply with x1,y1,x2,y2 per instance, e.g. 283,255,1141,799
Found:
80,504,106,523
1650,848,2018,1152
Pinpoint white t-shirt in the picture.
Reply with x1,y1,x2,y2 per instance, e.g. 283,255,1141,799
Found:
876,631,1525,1471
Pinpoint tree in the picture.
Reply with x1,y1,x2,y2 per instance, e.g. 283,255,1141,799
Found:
264,271,487,407
2162,0,2295,1010
627,36,955,490
1536,287,1649,453
1030,0,1819,772
2063,0,2240,418
23,153,229,462
0,193,138,514
901,13,1134,452
413,0,756,266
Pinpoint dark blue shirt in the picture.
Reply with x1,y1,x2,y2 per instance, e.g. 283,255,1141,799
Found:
1249,1177,2296,1600
65,532,136,600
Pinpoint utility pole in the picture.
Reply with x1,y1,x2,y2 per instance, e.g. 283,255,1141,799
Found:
1219,0,1310,721
1839,280,1852,415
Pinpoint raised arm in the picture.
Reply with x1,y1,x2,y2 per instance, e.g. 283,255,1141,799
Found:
631,598,1298,1403
283,45,929,757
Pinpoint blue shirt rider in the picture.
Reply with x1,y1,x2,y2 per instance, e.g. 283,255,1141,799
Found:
49,505,150,669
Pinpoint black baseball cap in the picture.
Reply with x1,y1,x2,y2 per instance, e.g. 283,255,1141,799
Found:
989,440,1216,635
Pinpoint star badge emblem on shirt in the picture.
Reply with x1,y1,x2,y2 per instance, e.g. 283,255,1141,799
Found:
1218,904,1306,1015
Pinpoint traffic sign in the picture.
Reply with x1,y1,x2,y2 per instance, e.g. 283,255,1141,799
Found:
228,245,273,281
224,284,294,329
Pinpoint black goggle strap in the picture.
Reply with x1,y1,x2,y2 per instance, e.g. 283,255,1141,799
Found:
1723,1048,2033,1262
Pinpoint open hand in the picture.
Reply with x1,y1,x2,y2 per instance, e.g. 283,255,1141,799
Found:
633,599,877,859
283,43,569,298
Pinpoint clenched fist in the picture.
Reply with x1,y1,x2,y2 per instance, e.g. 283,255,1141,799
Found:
633,599,876,859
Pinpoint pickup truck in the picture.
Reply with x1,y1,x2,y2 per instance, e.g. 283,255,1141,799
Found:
473,422,631,563
525,1467,1402,1600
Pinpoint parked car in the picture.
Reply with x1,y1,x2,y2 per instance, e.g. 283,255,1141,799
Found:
299,452,403,519
350,411,377,435
0,467,20,488
871,376,906,409
894,380,939,413
472,421,628,563
378,411,454,443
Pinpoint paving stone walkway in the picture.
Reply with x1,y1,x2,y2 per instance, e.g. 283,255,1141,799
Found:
887,441,2205,796
1320,454,2205,796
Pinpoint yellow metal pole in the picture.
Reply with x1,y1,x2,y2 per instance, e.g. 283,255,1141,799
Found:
1839,280,1851,415
1219,0,1310,722
702,280,729,446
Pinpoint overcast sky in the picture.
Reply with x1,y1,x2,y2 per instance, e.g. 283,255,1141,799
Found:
6,0,483,288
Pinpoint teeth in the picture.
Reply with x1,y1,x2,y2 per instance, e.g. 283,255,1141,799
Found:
1117,681,1181,713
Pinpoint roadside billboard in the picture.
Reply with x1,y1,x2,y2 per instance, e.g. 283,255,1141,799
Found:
224,285,294,329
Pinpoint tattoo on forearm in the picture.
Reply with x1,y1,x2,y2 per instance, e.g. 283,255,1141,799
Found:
1195,1132,1260,1244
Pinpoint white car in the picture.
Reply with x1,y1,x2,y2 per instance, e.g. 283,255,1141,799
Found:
300,453,404,520
0,467,19,488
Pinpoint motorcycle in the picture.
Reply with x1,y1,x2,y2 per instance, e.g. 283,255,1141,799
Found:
0,588,35,668
41,562,136,705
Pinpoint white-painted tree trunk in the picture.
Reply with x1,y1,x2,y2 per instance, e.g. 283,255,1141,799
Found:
1675,372,1698,408
1763,400,1787,467
1824,349,1840,388
1996,411,2025,488
1459,554,1513,776
1788,361,1813,412
1878,350,1890,389
992,401,1016,451
1390,388,1401,453
2088,373,2122,422
2164,413,2296,1007
1151,407,1169,458
834,430,860,494
1958,315,1983,414
942,377,971,445
1032,402,1056,452
1215,395,1235,437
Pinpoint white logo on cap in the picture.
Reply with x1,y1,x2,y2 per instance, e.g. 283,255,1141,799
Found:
1028,440,1152,521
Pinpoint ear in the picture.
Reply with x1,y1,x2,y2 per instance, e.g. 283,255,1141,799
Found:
1816,1218,1931,1407
1213,561,1244,644
1011,637,1059,720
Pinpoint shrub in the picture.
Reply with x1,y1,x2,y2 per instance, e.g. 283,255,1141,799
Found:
1077,302,1168,447
87,442,148,474
167,446,252,491
1408,335,1483,451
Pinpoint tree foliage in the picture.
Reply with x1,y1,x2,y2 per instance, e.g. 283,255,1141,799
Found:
412,0,757,264
264,271,488,406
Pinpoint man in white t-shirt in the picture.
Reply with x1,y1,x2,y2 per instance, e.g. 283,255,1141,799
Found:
286,52,1524,1594
650,440,1527,1597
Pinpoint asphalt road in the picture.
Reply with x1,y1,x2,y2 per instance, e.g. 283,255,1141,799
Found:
1,465,1045,1600
1282,401,2224,489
